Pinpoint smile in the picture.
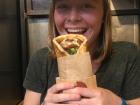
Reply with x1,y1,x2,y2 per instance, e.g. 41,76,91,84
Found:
66,28,87,34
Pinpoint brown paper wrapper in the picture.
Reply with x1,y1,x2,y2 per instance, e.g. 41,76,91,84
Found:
56,52,97,89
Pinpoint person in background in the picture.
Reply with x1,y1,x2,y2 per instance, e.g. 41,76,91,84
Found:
23,0,140,105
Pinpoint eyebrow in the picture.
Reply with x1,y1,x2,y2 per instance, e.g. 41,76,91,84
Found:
55,0,99,3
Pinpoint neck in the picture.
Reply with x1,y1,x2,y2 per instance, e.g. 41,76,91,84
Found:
92,60,101,74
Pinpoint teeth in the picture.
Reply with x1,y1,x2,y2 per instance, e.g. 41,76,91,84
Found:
67,29,85,33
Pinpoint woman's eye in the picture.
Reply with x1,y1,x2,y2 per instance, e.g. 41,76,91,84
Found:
56,4,70,10
82,4,95,9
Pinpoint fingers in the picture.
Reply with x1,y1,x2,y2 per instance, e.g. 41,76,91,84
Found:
62,100,80,104
44,83,81,104
47,83,75,93
43,101,79,105
48,93,81,103
56,104,78,105
63,87,99,98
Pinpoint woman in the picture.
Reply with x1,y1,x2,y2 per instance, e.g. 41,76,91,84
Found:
23,0,140,105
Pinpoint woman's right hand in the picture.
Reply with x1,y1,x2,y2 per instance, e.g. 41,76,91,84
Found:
43,83,81,105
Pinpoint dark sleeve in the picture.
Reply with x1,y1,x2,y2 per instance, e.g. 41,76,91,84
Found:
23,48,49,93
123,46,140,100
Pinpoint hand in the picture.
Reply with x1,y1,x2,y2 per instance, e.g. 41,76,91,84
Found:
63,87,122,105
43,83,81,105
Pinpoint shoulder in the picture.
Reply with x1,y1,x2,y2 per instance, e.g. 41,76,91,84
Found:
112,41,139,57
112,41,138,51
29,47,52,64
33,47,50,57
110,41,140,66
23,47,52,93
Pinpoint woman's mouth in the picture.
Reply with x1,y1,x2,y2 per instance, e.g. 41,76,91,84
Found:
66,28,87,34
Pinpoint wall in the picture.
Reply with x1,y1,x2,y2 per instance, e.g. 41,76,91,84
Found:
111,0,140,46
0,0,22,104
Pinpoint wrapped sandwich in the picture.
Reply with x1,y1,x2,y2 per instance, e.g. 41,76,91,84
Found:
53,34,97,89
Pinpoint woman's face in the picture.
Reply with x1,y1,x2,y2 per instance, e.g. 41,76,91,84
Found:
54,0,104,41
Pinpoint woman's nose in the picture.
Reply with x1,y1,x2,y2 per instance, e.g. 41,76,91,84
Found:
67,8,82,23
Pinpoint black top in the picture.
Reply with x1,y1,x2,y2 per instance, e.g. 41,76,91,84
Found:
23,42,140,103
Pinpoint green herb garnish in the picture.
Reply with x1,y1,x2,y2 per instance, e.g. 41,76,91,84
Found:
67,48,77,55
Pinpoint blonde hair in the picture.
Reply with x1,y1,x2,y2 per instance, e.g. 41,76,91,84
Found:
47,0,112,62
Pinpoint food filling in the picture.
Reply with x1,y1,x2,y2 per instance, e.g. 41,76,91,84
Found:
60,38,82,55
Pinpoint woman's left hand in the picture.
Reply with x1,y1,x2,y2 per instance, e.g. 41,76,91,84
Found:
63,87,122,105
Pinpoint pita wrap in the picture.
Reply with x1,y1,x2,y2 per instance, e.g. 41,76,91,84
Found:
53,34,97,89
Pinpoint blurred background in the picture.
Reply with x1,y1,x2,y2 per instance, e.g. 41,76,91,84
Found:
0,0,139,105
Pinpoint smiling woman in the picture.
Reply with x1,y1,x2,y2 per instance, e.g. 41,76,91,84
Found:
48,0,112,61
23,0,140,105
54,0,104,38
